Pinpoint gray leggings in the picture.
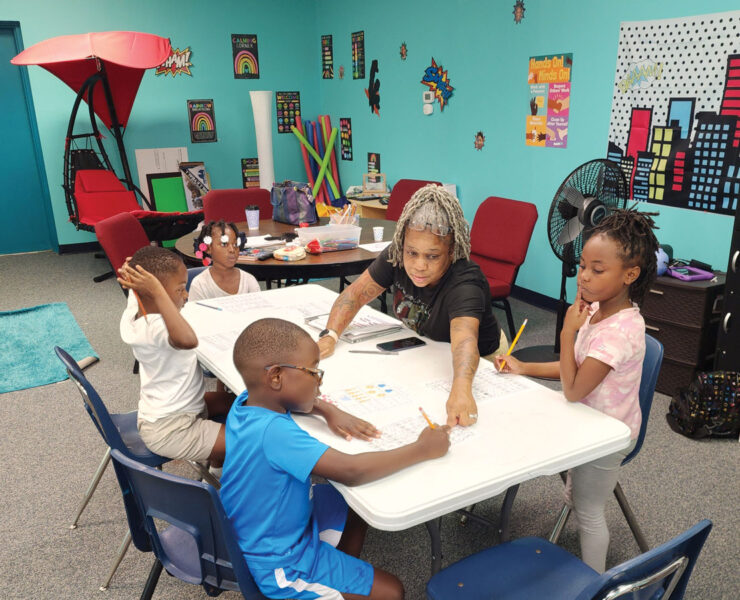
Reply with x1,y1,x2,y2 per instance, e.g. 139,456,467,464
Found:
564,439,637,572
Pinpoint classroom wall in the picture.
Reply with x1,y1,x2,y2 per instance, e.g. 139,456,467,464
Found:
315,0,739,301
1,0,317,247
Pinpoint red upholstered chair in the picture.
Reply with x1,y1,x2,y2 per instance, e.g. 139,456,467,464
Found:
75,170,141,228
95,212,151,277
385,179,442,222
203,188,272,224
470,196,538,340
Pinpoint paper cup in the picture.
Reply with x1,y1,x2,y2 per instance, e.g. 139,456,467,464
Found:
245,206,260,230
372,226,384,242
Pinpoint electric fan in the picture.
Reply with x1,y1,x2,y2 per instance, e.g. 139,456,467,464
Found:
514,159,628,362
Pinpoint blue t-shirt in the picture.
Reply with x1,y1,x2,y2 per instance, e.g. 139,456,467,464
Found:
220,390,330,570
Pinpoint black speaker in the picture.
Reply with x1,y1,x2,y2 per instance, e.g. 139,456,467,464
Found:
715,215,740,370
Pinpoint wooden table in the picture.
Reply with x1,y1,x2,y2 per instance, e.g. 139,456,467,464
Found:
174,217,394,285
348,198,389,219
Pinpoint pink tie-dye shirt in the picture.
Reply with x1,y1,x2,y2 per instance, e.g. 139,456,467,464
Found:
574,302,645,439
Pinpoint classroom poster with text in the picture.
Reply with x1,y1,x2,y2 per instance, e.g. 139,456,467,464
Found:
232,34,259,79
322,35,334,79
276,91,301,134
340,118,353,160
241,158,260,188
526,53,572,148
352,31,365,79
187,99,217,143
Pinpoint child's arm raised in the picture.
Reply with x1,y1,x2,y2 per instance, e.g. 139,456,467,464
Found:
559,290,611,402
118,264,198,350
312,426,450,486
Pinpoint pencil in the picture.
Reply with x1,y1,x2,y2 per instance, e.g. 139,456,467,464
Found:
196,301,223,311
499,318,528,371
418,406,436,430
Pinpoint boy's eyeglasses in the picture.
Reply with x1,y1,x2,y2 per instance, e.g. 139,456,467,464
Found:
264,364,324,384
407,218,451,237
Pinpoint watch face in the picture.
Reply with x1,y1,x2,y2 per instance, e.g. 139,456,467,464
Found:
319,328,330,338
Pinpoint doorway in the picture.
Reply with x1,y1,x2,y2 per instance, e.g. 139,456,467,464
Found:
0,22,57,254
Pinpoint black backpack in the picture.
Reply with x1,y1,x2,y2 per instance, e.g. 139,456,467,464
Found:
666,371,740,439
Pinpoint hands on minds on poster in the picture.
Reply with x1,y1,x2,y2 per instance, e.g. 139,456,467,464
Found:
526,53,572,148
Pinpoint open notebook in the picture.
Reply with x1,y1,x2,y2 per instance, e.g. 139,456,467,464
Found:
305,311,402,343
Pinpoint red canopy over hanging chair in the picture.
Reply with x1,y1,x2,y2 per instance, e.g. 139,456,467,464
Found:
12,32,203,242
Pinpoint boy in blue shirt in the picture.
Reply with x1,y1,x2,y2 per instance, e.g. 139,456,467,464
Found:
221,318,450,599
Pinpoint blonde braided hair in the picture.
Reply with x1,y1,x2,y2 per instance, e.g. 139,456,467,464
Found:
387,184,470,267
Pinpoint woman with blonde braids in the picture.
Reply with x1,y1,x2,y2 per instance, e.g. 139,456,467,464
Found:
318,185,507,428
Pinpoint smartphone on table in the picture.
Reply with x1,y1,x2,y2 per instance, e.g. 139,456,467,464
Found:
376,336,427,352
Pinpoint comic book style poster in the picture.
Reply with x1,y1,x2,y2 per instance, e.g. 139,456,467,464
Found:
322,35,334,79
155,46,193,77
232,34,259,79
421,58,454,111
241,158,260,189
179,161,210,210
276,91,301,134
352,31,365,79
526,53,572,148
606,10,740,216
340,118,353,160
187,99,217,143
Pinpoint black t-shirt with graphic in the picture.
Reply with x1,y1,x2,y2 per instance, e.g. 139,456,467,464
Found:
367,247,501,355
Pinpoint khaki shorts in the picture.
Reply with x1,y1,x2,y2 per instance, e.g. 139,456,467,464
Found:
138,409,221,462
481,328,509,362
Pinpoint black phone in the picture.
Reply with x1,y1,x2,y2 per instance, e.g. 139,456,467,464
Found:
376,336,426,352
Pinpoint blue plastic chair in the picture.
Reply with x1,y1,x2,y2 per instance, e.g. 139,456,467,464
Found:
109,448,267,600
186,265,206,290
427,519,711,600
549,334,664,551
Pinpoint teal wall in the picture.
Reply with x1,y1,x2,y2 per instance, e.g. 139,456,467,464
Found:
4,0,739,299
1,0,317,246
316,0,739,300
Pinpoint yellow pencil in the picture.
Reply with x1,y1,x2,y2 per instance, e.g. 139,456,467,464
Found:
418,406,436,429
499,318,528,371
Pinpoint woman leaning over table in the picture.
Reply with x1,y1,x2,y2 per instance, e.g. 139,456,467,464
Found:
318,185,508,427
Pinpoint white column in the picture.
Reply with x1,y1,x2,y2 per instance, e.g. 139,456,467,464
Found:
249,91,276,190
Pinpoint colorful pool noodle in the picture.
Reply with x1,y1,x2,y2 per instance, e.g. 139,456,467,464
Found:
320,115,343,204
294,116,317,200
291,124,340,199
304,122,325,204
313,120,334,204
313,123,338,200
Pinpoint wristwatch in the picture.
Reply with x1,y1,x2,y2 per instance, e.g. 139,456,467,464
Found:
318,328,339,343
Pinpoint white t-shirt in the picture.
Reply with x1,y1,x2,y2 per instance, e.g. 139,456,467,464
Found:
188,268,260,302
120,293,205,422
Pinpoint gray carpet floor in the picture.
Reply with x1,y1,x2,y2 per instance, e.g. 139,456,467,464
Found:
0,250,737,599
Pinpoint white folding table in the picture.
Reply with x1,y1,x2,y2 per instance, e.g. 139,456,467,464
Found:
183,284,631,573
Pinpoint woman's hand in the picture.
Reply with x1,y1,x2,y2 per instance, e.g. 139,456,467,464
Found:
494,354,526,374
318,335,337,359
415,425,451,459
562,289,590,335
323,403,380,441
445,382,478,427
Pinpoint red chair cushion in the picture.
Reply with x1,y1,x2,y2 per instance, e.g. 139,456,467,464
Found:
95,212,150,273
76,169,127,193
203,188,272,224
385,179,442,222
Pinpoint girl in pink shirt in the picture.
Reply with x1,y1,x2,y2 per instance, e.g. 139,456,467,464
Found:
496,209,659,572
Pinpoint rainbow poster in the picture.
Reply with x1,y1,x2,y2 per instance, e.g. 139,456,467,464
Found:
187,99,217,143
352,31,365,79
276,91,301,134
232,34,259,80
322,35,333,79
241,158,260,189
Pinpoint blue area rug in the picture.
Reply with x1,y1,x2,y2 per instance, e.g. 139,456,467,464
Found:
0,302,98,394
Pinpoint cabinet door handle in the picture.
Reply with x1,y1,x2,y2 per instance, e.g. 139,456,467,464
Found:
648,288,664,296
645,324,660,332
722,312,731,334
732,250,739,274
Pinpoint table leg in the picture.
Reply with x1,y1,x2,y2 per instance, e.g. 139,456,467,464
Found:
425,517,443,575
497,484,519,542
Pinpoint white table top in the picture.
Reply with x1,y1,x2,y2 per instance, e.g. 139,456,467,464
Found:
183,284,631,531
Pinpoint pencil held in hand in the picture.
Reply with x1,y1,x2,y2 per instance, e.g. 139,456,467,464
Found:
499,318,528,371
419,406,436,429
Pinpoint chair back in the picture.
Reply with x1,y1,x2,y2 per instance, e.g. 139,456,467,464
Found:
203,188,272,224
470,196,538,298
186,266,207,291
385,179,442,222
95,211,150,274
576,519,712,600
109,449,266,599
623,334,664,466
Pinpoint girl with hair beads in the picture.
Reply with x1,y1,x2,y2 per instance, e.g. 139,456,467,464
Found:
189,220,260,302
495,208,660,572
